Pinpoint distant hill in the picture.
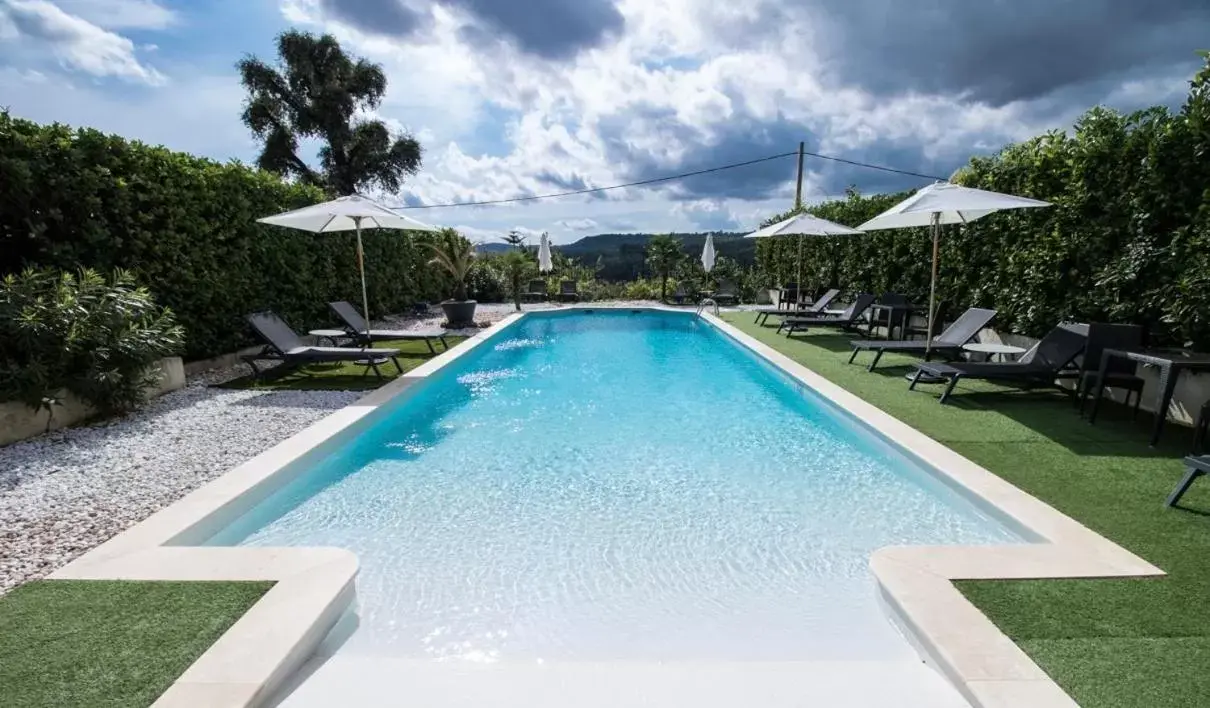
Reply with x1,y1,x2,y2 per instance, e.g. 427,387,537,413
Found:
556,232,753,281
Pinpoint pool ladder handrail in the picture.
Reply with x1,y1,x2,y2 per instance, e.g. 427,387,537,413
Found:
696,298,720,317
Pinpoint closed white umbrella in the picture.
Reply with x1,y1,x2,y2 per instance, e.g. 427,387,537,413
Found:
858,182,1052,349
745,213,865,307
258,195,438,339
538,232,554,273
700,233,717,273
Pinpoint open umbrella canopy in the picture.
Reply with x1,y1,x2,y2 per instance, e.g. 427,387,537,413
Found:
258,195,439,338
538,233,554,273
257,194,438,233
745,213,865,238
700,234,717,272
857,182,1051,231
857,182,1053,350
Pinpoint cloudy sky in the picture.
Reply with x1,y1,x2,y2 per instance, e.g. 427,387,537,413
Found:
2,0,1207,244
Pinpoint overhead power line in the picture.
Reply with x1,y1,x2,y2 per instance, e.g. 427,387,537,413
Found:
393,147,946,210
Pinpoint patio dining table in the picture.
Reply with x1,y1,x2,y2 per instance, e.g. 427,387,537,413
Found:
866,302,925,340
1088,348,1210,446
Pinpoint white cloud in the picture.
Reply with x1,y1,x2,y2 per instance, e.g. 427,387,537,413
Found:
3,0,166,85
557,218,600,231
54,0,176,30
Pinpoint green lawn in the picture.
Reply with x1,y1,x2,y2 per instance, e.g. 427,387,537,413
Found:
220,336,467,390
721,313,1210,708
0,580,272,708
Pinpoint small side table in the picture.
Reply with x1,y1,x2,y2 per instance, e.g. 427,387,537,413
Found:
309,329,352,347
963,342,1026,362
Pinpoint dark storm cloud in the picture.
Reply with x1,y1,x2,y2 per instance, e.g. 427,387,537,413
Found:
598,108,814,201
802,0,1210,105
320,0,622,58
447,0,624,60
318,0,425,37
534,170,590,191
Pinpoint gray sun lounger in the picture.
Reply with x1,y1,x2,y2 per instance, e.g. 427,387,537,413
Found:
754,289,840,326
711,280,739,305
848,307,997,371
329,301,450,353
909,324,1086,404
559,280,580,302
244,311,403,380
776,293,876,336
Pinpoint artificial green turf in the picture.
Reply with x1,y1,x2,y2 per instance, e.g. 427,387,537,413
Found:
0,580,272,708
720,313,1210,708
220,336,467,391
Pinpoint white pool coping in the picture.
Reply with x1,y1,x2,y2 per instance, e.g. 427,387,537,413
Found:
49,307,1163,708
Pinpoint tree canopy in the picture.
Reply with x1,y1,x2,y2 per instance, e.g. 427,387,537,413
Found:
237,31,422,196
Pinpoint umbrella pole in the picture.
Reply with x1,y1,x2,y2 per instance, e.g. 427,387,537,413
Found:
355,219,370,342
926,212,940,356
796,234,803,308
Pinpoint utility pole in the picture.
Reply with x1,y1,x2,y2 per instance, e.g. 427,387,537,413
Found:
794,141,805,211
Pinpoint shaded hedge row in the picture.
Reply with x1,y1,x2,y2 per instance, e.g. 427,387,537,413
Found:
756,56,1210,348
0,112,450,359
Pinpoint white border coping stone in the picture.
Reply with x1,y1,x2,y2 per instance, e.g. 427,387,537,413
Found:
48,307,1163,707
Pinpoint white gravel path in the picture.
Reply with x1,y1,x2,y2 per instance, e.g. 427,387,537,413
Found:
0,300,703,595
0,383,361,594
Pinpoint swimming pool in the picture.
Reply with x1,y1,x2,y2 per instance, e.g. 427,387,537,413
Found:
209,309,1021,691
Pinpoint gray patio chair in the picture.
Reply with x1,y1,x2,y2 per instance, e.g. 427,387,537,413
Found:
559,280,580,302
243,311,402,380
776,293,876,337
754,288,840,326
329,301,449,354
522,279,547,302
909,324,1087,404
848,307,997,372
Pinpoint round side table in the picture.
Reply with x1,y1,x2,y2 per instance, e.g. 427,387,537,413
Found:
963,342,1027,362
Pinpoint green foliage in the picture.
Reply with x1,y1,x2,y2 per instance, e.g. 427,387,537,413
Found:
237,31,422,196
756,55,1210,346
0,268,184,417
498,249,537,311
500,230,528,249
0,111,450,360
426,229,476,301
645,234,684,301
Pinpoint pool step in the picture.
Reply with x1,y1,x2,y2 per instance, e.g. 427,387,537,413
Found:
271,656,972,707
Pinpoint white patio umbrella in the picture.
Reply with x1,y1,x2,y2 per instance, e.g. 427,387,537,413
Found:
745,213,865,306
700,233,717,273
858,182,1051,349
257,195,438,338
538,232,554,273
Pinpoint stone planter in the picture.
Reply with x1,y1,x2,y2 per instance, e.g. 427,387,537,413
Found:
440,300,478,328
0,356,186,446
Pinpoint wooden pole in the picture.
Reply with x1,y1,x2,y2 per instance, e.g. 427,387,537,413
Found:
794,141,805,210
925,213,940,356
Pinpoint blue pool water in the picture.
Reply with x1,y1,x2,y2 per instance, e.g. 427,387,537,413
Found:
210,310,1019,663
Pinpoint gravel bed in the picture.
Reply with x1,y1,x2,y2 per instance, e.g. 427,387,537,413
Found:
0,382,360,594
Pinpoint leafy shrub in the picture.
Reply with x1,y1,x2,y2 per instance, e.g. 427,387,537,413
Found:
0,111,451,360
0,268,184,417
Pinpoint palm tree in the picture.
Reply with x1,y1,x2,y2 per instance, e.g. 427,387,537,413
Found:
237,31,422,196
645,234,683,302
426,229,475,301
499,250,536,311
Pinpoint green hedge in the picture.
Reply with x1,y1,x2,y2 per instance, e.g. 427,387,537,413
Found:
757,56,1210,348
0,112,451,360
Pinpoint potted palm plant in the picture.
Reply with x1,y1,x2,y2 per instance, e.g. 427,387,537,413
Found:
499,249,537,312
426,229,477,327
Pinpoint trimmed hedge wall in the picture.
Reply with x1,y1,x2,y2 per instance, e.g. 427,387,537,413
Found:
0,112,450,360
757,56,1210,348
